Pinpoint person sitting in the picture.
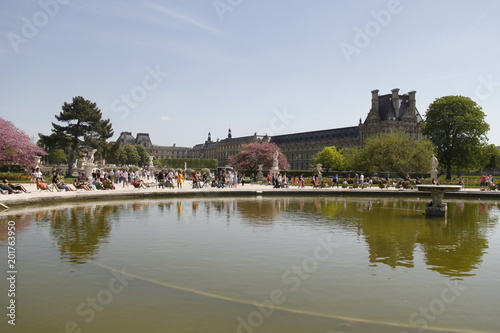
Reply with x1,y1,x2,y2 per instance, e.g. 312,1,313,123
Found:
102,177,115,190
36,179,53,191
131,179,147,189
3,179,29,193
163,178,174,188
0,181,21,194
55,179,74,191
73,179,91,191
92,179,103,190
83,178,97,190
0,184,21,194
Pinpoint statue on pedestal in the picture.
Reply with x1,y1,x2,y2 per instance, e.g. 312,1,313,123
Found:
87,149,97,164
272,150,279,169
431,154,438,171
430,154,439,184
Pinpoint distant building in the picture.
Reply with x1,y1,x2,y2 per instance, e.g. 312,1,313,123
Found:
119,89,423,170
116,132,190,160
271,89,423,170
191,129,270,166
358,89,422,141
270,127,359,170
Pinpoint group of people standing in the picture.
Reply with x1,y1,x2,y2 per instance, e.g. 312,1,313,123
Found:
479,174,497,190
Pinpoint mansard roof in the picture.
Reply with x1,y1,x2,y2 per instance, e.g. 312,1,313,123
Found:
376,93,423,122
271,126,359,144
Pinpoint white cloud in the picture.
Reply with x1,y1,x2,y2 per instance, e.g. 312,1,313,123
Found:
147,3,222,36
160,116,171,121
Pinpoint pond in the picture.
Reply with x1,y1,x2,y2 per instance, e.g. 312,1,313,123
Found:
0,196,499,333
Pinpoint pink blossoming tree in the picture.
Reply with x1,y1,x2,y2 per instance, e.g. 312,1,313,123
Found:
0,118,45,168
229,142,289,174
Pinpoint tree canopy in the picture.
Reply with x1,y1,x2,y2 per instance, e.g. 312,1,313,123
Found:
343,132,435,176
39,96,114,175
229,142,290,173
421,96,489,179
482,144,500,172
0,117,45,168
312,146,346,172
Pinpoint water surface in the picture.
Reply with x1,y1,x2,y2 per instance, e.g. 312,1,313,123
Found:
0,197,499,333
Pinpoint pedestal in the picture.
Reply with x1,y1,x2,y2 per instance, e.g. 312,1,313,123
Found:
430,169,438,183
256,165,264,181
416,185,461,217
270,168,280,179
425,204,448,216
84,163,97,179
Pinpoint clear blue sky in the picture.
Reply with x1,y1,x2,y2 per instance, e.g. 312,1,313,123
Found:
1,0,499,147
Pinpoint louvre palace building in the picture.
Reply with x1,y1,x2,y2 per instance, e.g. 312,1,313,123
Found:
117,88,423,170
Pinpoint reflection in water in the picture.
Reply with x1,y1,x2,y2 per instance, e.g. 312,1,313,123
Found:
48,205,118,264
418,202,493,277
0,198,498,278
0,213,34,246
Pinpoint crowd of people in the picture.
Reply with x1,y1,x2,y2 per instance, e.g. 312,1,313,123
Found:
1,166,499,196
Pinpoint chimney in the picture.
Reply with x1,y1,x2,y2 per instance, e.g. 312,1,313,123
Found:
408,90,416,115
371,89,379,114
391,88,400,118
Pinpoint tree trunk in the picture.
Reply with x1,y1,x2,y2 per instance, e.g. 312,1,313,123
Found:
67,150,74,176
446,164,452,180
67,142,78,176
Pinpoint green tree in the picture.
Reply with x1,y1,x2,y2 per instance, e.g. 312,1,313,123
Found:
49,149,68,164
39,96,114,175
135,144,150,167
422,96,489,179
84,118,117,163
344,132,435,176
123,145,140,165
312,146,346,172
481,144,500,172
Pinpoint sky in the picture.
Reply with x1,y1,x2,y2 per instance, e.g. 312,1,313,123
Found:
1,0,499,148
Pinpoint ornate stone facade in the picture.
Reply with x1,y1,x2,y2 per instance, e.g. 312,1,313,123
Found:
358,89,423,141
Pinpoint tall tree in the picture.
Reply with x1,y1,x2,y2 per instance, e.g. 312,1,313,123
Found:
122,145,141,165
135,144,150,167
84,118,116,163
421,96,489,179
312,146,346,172
0,117,45,168
343,132,435,177
229,142,289,174
40,96,114,175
